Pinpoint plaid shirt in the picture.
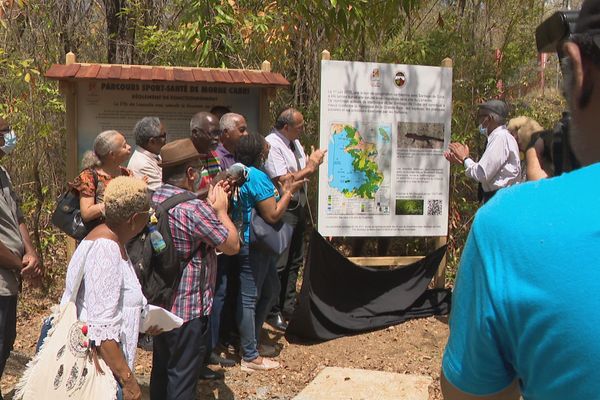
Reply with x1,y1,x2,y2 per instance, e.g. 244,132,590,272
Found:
152,184,228,322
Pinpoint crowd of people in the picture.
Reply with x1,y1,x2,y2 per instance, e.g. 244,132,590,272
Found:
2,2,600,398
0,105,325,399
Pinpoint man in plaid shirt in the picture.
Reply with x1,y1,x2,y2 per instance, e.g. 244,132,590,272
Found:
150,138,240,400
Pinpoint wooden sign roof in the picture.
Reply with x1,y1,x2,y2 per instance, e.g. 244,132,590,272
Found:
45,63,289,87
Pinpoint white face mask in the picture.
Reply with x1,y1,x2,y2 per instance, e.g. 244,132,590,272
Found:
1,130,17,155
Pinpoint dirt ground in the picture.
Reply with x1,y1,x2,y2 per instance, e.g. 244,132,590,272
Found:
0,301,450,400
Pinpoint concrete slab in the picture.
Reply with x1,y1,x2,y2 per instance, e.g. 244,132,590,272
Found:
293,367,432,400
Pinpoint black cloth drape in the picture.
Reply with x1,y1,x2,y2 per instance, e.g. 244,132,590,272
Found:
286,231,451,342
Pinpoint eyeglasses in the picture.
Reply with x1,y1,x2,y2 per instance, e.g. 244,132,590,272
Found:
154,132,167,140
209,129,222,137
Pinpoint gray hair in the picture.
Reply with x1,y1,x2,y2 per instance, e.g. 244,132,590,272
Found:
275,108,298,130
488,112,506,125
81,130,122,169
220,113,242,132
133,117,161,146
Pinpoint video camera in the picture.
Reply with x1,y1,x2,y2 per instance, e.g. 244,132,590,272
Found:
534,11,581,175
535,11,579,55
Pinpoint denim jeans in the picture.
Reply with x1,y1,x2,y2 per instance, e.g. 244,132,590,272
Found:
208,253,237,351
35,316,53,353
236,243,279,361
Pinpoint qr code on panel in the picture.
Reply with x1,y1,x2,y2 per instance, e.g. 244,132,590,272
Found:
427,199,443,216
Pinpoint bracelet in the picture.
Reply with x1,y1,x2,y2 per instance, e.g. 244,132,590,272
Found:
119,370,133,386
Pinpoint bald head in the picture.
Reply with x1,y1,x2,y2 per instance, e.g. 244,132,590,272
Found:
274,108,304,141
190,111,220,153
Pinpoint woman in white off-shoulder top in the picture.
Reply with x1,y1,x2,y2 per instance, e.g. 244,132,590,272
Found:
59,176,153,400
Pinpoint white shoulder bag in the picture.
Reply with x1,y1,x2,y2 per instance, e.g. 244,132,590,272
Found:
14,245,118,400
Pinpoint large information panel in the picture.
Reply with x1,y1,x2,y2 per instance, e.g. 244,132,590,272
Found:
318,60,452,237
76,80,260,162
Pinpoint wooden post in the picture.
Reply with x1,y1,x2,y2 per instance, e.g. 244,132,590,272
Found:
63,52,79,256
259,60,272,135
315,50,332,233
261,60,271,72
66,52,76,65
432,57,453,289
441,57,453,68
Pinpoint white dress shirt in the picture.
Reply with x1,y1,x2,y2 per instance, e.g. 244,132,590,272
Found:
127,146,162,191
463,125,521,192
264,129,307,202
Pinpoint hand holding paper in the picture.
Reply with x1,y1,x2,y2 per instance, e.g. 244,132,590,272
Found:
140,305,183,333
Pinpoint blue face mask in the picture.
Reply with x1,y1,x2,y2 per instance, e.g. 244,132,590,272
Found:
478,116,489,137
1,130,17,155
478,124,488,137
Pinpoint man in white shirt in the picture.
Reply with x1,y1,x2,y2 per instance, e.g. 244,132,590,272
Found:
444,100,520,203
127,116,166,191
263,108,326,330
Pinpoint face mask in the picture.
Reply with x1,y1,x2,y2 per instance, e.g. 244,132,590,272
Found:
477,124,487,137
478,115,489,137
1,130,17,155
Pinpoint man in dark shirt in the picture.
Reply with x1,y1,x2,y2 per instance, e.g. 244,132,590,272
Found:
0,117,41,400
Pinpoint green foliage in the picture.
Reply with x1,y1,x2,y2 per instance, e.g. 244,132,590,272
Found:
0,0,566,288
0,4,71,291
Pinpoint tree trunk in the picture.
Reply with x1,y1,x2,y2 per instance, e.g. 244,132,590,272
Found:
103,0,134,64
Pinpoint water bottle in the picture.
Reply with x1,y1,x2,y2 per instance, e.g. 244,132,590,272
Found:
149,225,166,253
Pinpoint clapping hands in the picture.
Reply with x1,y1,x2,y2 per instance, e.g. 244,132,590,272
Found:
444,142,470,165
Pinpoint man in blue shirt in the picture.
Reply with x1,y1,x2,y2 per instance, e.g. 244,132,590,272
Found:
442,1,600,399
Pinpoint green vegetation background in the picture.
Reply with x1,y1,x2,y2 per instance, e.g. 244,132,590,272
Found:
0,0,567,312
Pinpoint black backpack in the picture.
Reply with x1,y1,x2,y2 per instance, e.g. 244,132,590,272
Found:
127,191,198,306
51,169,100,241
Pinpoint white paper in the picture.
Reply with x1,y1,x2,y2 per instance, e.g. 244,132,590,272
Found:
140,305,183,333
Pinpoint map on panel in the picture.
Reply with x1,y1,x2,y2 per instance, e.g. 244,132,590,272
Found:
326,123,392,215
